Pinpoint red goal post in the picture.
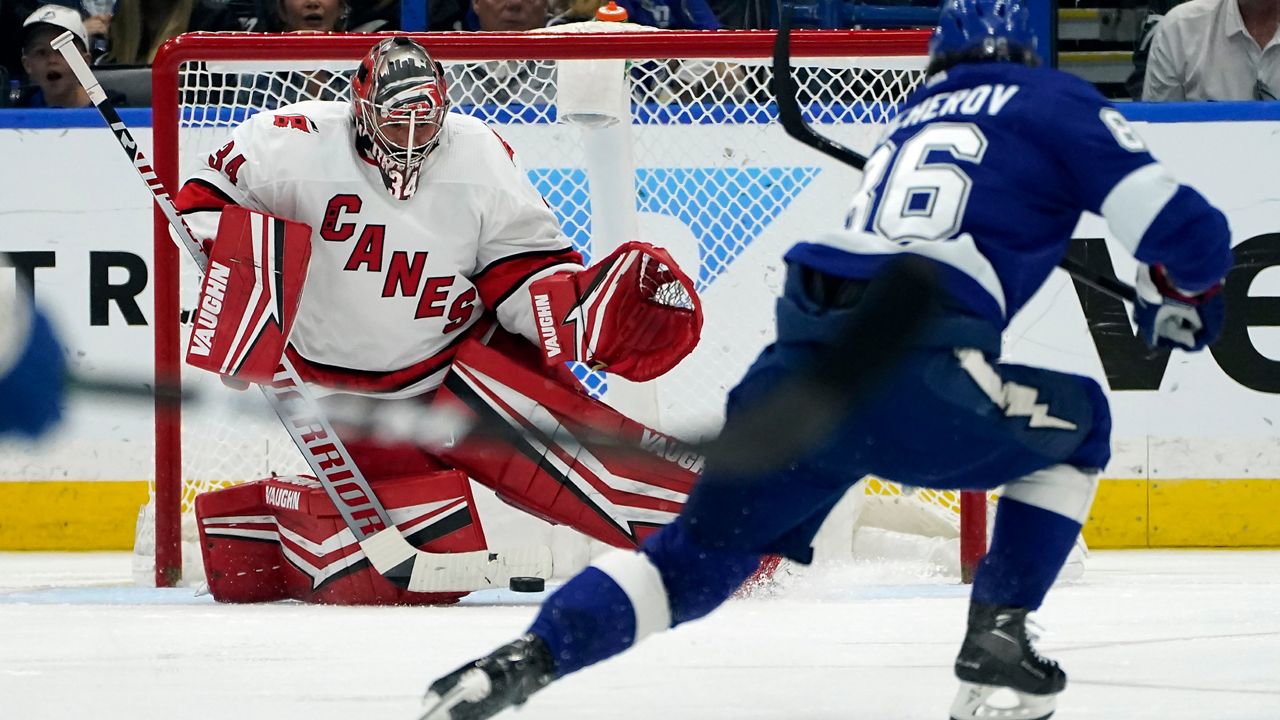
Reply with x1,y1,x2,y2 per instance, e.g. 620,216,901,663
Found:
148,29,987,589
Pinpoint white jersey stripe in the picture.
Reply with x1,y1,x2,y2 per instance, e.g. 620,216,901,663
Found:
955,349,1078,431
591,550,672,642
1003,464,1100,523
1100,163,1180,254
812,229,1007,317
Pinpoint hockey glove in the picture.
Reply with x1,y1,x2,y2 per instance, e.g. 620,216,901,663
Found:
1132,263,1225,351
528,241,702,382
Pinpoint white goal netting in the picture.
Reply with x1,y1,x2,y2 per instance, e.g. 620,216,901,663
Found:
142,29,997,587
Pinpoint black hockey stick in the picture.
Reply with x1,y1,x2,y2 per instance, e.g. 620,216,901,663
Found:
328,256,939,477
67,257,941,479
770,9,1138,305
51,31,552,592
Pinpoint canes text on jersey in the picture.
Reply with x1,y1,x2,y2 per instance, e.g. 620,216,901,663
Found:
321,194,478,330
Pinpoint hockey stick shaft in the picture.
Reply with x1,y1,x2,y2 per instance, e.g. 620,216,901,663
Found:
770,13,1138,305
52,32,545,592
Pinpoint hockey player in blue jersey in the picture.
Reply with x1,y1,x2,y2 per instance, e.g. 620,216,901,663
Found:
419,2,1233,719
0,267,65,439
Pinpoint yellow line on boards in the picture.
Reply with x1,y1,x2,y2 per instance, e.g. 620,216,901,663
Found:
0,478,1277,550
0,481,149,550
1086,478,1280,548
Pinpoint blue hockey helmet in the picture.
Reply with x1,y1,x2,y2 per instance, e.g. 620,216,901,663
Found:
928,0,1039,74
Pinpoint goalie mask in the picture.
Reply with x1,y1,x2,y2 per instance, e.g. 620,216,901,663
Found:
351,37,450,200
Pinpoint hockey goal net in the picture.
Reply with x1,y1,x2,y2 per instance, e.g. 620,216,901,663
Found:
146,28,987,588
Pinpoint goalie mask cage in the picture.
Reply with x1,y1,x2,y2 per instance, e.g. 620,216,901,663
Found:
148,29,988,589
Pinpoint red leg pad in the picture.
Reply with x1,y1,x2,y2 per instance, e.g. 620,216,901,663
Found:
195,471,487,605
435,340,700,549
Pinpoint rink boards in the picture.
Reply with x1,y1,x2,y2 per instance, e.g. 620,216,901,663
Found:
0,103,1278,550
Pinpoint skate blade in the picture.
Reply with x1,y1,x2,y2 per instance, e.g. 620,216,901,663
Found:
419,668,491,720
949,680,1056,720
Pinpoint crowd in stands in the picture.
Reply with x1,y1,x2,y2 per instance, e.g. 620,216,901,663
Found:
1134,0,1279,100
1,1,1277,109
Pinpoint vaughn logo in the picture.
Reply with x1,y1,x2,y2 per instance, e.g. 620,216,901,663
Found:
265,485,302,511
533,293,561,358
640,428,705,473
189,261,231,356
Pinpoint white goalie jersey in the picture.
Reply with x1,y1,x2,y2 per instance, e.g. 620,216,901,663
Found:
175,101,584,398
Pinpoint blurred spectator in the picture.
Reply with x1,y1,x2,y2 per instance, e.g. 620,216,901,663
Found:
273,0,348,31
473,0,548,30
101,0,240,65
0,1,77,82
429,0,470,29
705,0,767,29
546,0,599,23
1129,1,1193,99
447,0,553,107
347,0,399,30
613,0,721,29
1144,0,1280,100
233,1,353,109
16,4,92,108
79,0,112,57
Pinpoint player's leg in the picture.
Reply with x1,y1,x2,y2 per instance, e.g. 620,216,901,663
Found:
419,263,883,720
854,350,1109,720
950,370,1108,720
870,352,1109,610
419,465,853,720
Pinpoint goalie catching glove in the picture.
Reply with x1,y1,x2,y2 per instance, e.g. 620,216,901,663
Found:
1132,263,1225,352
529,241,702,381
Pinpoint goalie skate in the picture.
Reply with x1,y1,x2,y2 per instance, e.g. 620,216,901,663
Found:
420,634,554,720
949,603,1065,720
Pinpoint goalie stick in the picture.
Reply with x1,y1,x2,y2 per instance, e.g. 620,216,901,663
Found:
770,11,1138,306
51,31,550,593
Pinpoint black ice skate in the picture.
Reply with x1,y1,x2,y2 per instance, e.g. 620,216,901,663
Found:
949,602,1066,720
419,633,556,720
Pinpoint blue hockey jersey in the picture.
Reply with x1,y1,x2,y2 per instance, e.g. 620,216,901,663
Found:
786,62,1233,329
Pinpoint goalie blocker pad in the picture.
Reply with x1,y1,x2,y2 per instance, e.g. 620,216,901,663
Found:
530,241,702,382
195,471,488,605
435,340,699,549
185,205,312,384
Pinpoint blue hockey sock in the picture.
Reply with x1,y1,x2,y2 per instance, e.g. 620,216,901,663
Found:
528,522,760,677
528,566,642,677
971,497,1082,610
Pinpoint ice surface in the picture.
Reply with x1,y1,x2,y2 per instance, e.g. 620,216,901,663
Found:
1,551,1277,719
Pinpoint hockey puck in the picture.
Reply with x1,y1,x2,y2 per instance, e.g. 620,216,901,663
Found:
508,576,545,593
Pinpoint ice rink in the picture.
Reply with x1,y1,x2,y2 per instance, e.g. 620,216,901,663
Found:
2,550,1277,720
